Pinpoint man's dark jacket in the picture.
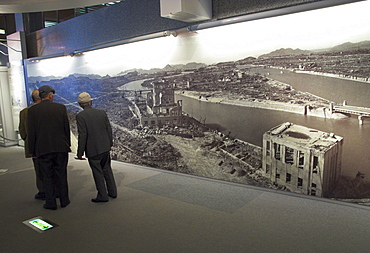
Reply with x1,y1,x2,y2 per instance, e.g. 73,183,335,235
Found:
76,106,113,158
27,100,71,157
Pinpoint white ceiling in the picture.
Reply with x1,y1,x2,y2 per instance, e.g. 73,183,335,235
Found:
0,0,116,13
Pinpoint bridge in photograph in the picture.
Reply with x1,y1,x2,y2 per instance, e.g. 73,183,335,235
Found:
333,105,370,125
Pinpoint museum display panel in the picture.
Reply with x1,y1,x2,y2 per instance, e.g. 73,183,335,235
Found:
24,0,370,204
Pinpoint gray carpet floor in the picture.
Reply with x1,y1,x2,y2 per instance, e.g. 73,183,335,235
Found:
1,146,370,253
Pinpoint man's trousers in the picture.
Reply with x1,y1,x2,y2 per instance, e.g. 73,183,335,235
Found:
39,152,69,208
88,152,117,201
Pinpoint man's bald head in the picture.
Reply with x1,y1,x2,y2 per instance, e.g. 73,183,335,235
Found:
31,89,41,103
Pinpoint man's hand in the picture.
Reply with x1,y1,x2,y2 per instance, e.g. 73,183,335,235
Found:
75,156,86,160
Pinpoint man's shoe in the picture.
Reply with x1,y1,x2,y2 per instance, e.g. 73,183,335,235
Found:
35,192,46,200
61,200,70,208
108,194,117,199
43,204,57,210
91,198,108,203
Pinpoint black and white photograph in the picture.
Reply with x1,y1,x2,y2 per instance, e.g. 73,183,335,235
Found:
2,0,370,252
24,0,370,205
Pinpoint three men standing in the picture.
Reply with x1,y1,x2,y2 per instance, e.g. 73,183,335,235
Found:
27,85,71,210
76,92,117,202
25,87,116,209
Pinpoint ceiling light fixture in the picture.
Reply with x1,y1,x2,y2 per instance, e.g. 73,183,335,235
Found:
188,0,362,31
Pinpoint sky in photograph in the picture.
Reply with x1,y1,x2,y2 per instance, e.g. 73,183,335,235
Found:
27,0,370,77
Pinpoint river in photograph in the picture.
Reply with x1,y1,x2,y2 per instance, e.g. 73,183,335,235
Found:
176,69,370,181
249,67,370,107
121,69,370,181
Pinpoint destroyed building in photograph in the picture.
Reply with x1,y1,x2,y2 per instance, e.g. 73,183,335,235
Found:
262,122,343,197
140,80,183,127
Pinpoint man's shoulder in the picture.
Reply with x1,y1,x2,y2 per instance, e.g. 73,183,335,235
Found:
77,107,95,116
28,102,40,112
52,101,66,107
83,107,104,113
46,101,67,111
78,107,107,119
76,109,85,117
20,106,28,114
29,100,66,113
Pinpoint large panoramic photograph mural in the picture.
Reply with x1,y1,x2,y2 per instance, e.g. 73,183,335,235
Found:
26,1,370,204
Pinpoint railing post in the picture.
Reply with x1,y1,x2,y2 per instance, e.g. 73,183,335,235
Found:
358,115,363,125
329,103,334,114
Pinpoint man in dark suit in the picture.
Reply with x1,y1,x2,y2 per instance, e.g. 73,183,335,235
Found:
19,89,45,200
28,85,71,210
76,92,117,203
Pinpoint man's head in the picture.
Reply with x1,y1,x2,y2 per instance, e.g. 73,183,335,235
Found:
78,92,93,108
31,89,41,103
38,85,55,100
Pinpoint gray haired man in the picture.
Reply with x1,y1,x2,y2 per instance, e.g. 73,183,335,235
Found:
76,92,117,202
